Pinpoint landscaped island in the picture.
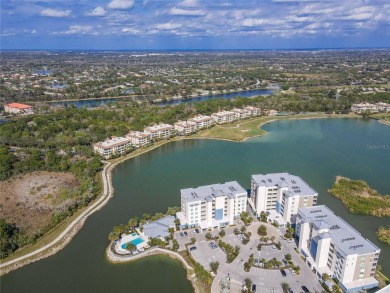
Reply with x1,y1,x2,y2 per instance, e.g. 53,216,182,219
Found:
328,176,390,217
376,226,390,246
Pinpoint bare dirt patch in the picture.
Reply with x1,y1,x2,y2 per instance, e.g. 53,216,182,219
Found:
0,171,80,234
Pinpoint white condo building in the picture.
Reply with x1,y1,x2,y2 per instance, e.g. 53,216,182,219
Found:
126,131,151,148
296,205,380,293
351,103,379,114
211,110,237,124
188,115,215,129
93,136,132,158
177,181,247,229
232,108,250,120
244,106,261,117
375,102,390,112
250,173,318,226
144,123,174,140
174,120,197,135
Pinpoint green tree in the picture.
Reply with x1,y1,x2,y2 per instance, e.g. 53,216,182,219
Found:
285,253,292,262
258,225,267,236
108,231,119,241
0,147,14,180
174,218,180,229
205,232,212,240
244,261,252,272
167,206,180,216
125,242,135,252
362,109,372,118
244,278,252,289
219,229,225,237
172,239,179,251
128,218,138,231
210,261,220,273
281,282,291,293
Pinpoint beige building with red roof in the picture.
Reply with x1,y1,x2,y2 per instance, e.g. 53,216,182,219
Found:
4,103,34,115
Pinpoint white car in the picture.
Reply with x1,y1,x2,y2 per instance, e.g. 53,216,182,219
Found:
287,238,294,243
271,245,277,251
289,268,296,275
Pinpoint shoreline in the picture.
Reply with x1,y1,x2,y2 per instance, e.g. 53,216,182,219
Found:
30,87,274,105
0,113,361,275
106,246,204,293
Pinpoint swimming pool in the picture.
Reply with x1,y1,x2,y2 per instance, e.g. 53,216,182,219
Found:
131,237,144,246
121,237,144,249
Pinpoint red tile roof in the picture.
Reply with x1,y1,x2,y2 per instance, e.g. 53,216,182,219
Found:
6,103,33,109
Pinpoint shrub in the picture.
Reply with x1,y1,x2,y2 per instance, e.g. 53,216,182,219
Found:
257,224,267,236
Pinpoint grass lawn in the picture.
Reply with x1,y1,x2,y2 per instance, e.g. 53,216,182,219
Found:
372,113,390,122
190,113,349,141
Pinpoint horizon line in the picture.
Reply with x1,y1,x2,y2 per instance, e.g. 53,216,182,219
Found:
2,47,390,52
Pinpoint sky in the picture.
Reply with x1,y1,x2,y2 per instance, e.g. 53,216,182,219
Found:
1,0,390,50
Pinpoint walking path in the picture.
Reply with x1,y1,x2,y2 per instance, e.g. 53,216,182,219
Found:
0,161,114,275
106,246,194,271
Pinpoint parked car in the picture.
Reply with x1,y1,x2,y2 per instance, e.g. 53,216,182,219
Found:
271,245,277,251
288,289,294,293
189,246,197,251
282,259,288,265
254,258,259,265
251,284,257,292
195,228,200,233
192,230,197,234
287,238,294,243
289,268,296,275
180,232,184,237
281,269,286,277
301,286,309,293
184,231,188,236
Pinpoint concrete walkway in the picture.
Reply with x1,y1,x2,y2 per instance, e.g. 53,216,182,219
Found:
106,246,194,271
0,161,114,275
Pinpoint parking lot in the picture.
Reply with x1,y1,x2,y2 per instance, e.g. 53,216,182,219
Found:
174,221,323,293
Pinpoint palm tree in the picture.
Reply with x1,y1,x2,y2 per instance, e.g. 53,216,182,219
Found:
281,282,290,293
125,242,136,252
128,218,138,231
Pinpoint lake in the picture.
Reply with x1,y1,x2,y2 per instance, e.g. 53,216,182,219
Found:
48,88,275,108
1,118,389,293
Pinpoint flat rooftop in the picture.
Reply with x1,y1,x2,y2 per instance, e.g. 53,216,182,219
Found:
145,123,173,132
96,136,131,149
181,181,247,203
189,115,213,122
252,172,318,196
299,205,380,256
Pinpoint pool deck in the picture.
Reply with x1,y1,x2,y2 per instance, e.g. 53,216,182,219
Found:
115,232,148,254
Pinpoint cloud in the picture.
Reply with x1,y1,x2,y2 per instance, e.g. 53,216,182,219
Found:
108,0,135,10
87,7,106,17
121,27,140,34
41,8,71,17
241,18,283,27
155,22,182,30
179,0,199,7
65,25,94,35
170,7,206,16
